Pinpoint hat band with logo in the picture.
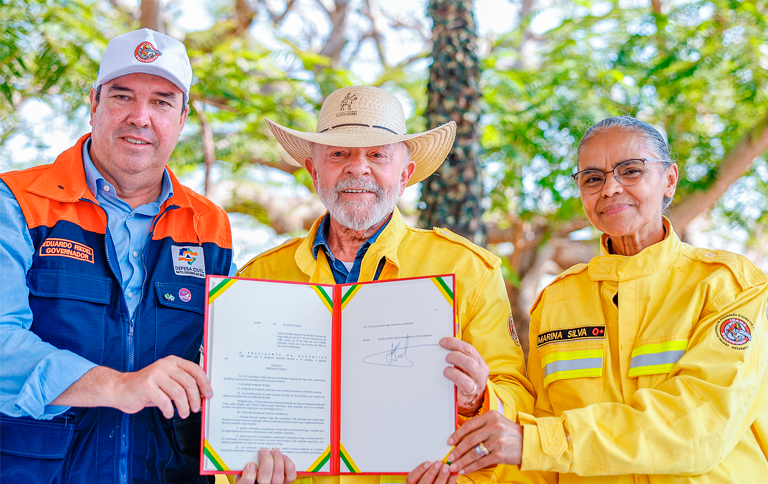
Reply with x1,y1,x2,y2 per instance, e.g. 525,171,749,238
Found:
265,85,456,187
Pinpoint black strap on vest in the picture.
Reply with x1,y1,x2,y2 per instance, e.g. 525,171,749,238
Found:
373,257,386,281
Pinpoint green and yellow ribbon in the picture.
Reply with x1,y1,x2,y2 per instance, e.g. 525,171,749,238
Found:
431,277,454,307
339,442,361,473
208,278,237,304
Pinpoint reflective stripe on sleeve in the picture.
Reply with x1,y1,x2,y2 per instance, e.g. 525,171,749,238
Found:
628,339,688,377
541,349,603,386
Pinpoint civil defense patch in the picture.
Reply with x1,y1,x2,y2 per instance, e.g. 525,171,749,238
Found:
171,245,206,279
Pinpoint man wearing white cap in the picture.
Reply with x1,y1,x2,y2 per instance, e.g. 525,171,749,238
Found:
0,29,293,484
238,86,544,484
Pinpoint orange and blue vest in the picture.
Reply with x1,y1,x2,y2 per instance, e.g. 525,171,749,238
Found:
0,135,232,483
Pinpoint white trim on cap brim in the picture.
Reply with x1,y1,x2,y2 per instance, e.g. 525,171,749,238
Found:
265,119,456,187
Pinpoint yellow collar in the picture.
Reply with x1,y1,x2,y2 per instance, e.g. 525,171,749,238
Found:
590,217,680,282
294,207,407,281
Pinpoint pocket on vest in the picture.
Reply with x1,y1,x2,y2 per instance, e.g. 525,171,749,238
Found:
163,413,211,483
154,282,205,360
0,414,74,481
27,269,111,304
26,269,110,360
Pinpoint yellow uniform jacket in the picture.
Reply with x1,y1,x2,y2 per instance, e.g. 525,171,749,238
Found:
236,208,542,484
520,219,768,483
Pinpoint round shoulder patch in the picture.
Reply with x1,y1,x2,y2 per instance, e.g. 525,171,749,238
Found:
508,315,520,347
716,315,753,350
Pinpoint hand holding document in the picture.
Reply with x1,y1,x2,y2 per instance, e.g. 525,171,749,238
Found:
202,275,457,477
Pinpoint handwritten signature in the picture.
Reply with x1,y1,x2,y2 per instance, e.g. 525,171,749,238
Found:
362,335,438,367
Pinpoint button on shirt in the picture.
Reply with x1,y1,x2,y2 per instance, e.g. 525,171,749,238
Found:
82,139,174,315
1,140,171,419
312,215,389,284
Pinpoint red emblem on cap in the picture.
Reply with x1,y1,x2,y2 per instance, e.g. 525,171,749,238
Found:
134,42,162,63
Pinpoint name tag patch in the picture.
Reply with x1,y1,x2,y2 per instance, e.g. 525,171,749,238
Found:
172,245,206,278
39,238,94,263
537,325,605,347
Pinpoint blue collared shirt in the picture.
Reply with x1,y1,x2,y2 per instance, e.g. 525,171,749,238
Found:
0,139,230,419
81,139,174,316
312,214,390,284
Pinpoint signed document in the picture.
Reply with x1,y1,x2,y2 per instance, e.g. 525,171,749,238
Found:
202,275,456,476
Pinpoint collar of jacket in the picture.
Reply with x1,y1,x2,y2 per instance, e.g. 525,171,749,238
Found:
589,217,680,282
295,207,407,282
25,133,210,217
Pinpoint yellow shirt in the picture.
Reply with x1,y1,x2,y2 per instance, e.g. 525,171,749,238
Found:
520,219,768,483
234,208,543,484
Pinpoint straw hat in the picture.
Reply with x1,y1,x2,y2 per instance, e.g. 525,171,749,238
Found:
265,86,456,186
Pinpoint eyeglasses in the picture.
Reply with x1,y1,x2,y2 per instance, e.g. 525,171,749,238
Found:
571,158,668,194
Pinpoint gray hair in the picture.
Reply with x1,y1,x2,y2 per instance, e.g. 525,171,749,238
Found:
578,116,676,211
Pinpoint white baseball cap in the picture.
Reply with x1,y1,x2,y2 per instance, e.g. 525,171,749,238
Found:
94,28,192,99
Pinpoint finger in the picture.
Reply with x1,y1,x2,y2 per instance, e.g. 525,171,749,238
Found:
270,449,285,484
257,448,274,484
283,455,297,484
443,367,478,395
434,463,451,484
445,350,489,383
458,454,498,476
176,366,204,413
407,461,432,484
447,411,493,445
444,348,480,371
452,427,493,465
449,440,487,473
441,337,483,356
157,375,191,418
166,365,204,415
143,382,176,419
418,461,443,484
174,356,214,398
236,462,257,484
448,423,495,466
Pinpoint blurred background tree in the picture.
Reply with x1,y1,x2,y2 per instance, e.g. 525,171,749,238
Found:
420,0,486,246
2,0,767,356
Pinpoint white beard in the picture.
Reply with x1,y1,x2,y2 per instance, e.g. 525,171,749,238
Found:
317,176,399,231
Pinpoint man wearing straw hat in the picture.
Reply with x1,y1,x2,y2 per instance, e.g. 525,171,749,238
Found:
0,29,290,484
238,86,542,484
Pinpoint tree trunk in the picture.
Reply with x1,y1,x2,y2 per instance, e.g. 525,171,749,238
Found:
140,0,162,32
419,0,486,246
670,112,768,230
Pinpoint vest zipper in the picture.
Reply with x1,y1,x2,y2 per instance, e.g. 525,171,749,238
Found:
124,205,177,484
104,208,132,484
82,200,179,484
82,198,134,484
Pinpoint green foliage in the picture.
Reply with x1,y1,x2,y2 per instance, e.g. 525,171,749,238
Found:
171,36,318,177
0,0,113,146
483,0,768,237
2,0,766,255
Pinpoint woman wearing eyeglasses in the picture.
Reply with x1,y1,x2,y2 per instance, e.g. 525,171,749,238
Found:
414,117,768,484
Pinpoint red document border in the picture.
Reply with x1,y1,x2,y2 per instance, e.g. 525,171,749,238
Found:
200,275,336,476
335,274,458,476
200,274,458,477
